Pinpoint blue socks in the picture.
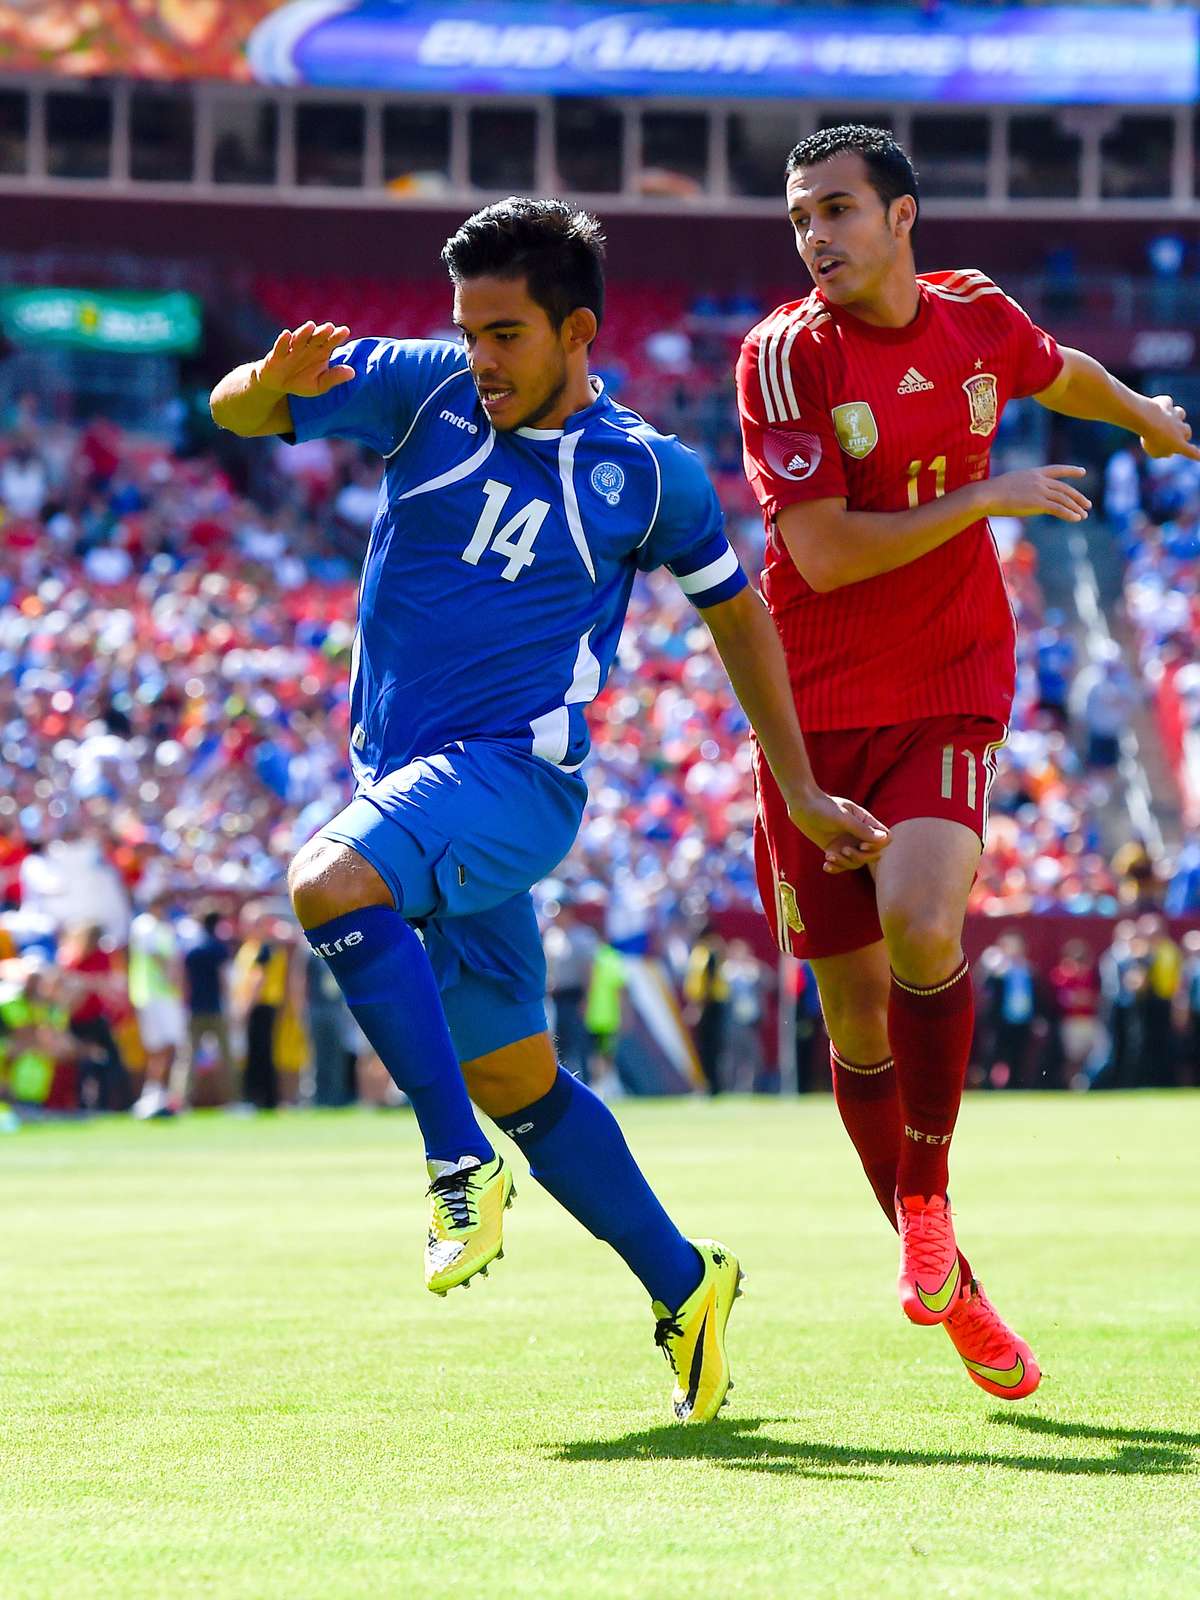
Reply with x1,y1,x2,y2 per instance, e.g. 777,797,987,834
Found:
500,1068,703,1312
304,906,492,1166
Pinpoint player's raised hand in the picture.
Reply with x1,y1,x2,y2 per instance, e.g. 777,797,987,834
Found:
256,321,354,398
787,791,890,874
1139,395,1200,463
984,465,1092,523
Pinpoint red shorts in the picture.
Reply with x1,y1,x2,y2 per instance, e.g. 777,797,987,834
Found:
753,714,1007,961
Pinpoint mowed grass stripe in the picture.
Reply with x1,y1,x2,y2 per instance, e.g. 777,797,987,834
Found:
1,1095,1197,1600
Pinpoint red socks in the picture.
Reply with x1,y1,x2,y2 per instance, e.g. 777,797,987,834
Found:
830,1041,974,1282
830,1048,901,1228
888,960,974,1199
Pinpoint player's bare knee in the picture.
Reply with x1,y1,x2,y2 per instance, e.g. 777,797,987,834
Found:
289,838,390,928
881,902,962,985
821,979,889,1062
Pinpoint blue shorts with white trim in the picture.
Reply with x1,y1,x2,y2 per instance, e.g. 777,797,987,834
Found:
317,739,586,1061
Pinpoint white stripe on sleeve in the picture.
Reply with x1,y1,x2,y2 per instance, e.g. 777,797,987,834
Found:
674,544,739,596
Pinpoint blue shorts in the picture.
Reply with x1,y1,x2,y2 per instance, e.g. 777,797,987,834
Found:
318,740,587,1061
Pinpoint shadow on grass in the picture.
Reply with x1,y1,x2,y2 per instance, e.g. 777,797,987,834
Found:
991,1411,1200,1451
551,1414,1198,1480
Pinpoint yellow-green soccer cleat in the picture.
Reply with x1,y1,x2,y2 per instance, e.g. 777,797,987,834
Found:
652,1239,743,1424
424,1154,514,1296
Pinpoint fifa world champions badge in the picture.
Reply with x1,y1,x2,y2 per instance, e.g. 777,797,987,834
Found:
831,401,878,459
590,461,625,505
962,372,999,437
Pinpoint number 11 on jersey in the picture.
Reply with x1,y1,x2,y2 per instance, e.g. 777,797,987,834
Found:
907,455,947,508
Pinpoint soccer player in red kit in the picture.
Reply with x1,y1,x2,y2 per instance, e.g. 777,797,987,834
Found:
737,125,1200,1400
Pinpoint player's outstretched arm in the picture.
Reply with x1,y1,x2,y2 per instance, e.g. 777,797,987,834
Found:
700,585,889,873
1034,346,1200,463
210,321,353,437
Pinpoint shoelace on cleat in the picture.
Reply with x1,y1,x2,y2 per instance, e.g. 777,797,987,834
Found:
654,1315,684,1374
426,1166,479,1231
950,1285,1012,1366
900,1203,955,1279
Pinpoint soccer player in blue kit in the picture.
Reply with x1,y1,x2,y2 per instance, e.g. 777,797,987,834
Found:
211,199,887,1423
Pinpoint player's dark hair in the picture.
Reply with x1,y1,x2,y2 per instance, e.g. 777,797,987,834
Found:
785,125,919,232
441,197,606,337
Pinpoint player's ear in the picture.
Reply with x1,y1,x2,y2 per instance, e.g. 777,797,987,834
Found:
562,306,597,354
891,195,917,244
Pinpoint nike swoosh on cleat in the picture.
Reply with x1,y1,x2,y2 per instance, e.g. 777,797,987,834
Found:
962,1354,1025,1388
916,1257,961,1315
683,1305,710,1418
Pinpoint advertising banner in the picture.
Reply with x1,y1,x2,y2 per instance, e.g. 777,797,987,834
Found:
0,288,202,355
246,2,1199,105
0,3,1194,103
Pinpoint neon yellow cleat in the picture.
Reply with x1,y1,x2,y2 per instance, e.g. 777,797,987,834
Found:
424,1154,514,1296
652,1239,743,1424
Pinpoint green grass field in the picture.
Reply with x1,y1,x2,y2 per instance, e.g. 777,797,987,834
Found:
2,1094,1197,1600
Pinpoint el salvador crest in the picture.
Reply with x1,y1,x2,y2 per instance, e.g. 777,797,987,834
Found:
590,461,625,505
831,401,878,460
962,372,999,437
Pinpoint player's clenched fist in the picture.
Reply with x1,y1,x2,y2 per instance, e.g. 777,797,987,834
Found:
982,464,1092,523
256,321,355,398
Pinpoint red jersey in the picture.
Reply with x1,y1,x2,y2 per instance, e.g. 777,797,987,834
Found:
737,269,1063,730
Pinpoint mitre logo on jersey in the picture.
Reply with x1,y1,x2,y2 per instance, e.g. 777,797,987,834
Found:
962,372,999,436
590,461,625,505
831,402,878,460
763,427,822,483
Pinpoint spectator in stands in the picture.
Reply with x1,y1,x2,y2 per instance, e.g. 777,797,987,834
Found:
306,944,355,1107
1070,645,1138,770
1097,919,1146,1088
720,938,768,1093
127,892,185,1119
583,938,626,1101
1139,912,1183,1085
60,923,128,1110
981,932,1041,1088
1048,938,1102,1090
1165,837,1200,915
0,959,79,1108
1034,613,1075,726
543,897,597,1083
1177,929,1200,1087
684,924,729,1096
231,903,288,1111
181,909,233,1106
1104,446,1141,537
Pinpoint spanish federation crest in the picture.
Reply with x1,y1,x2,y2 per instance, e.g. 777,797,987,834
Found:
962,372,999,437
831,401,878,460
778,880,805,934
590,461,625,505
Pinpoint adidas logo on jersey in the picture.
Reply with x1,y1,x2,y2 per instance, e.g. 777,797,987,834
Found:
897,367,935,394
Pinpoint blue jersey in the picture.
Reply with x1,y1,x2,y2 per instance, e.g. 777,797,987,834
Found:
289,338,746,787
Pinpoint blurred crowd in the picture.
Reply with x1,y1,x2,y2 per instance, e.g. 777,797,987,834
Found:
970,916,1200,1092
0,287,1196,1112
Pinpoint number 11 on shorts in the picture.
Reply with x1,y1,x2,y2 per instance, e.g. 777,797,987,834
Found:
941,744,978,809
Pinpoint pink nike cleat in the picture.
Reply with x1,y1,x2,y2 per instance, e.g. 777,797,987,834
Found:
944,1277,1041,1400
896,1191,961,1326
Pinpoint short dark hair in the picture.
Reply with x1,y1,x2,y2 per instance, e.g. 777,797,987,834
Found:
441,197,606,335
785,125,919,229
